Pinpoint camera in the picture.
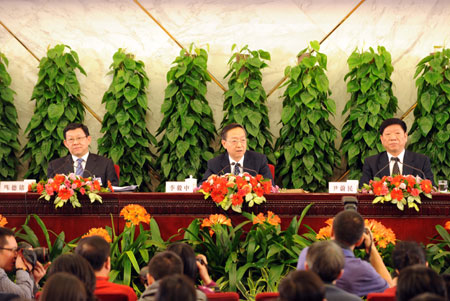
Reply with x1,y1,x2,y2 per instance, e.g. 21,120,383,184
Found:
342,196,358,211
18,242,49,269
196,257,206,266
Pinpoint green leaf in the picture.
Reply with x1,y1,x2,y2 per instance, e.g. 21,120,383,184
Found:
129,74,141,89
310,40,320,52
281,106,295,124
424,71,443,86
420,91,434,113
123,86,139,101
315,74,329,93
418,115,434,136
165,83,178,99
47,103,64,121
302,155,314,171
176,141,190,157
190,98,203,114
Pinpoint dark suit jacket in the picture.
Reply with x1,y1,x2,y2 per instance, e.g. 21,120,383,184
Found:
47,153,119,187
199,150,273,185
359,150,435,188
325,284,361,301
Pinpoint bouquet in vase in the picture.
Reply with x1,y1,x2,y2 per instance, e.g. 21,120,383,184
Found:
361,175,433,211
29,173,111,208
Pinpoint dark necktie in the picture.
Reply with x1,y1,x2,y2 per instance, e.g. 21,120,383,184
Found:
234,163,241,176
391,157,400,175
76,158,84,176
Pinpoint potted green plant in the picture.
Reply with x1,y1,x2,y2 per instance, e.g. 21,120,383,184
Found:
222,45,274,163
22,44,86,180
155,45,216,191
408,48,450,181
340,46,398,180
98,49,156,191
0,52,20,180
275,41,340,190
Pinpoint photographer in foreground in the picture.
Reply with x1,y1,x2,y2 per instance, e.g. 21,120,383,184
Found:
296,210,393,297
0,227,49,299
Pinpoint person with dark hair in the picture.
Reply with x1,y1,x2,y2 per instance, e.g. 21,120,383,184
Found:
368,240,428,300
40,272,87,301
156,274,196,301
75,236,137,300
410,292,446,301
167,243,218,295
47,253,97,301
47,122,119,186
360,117,435,187
199,123,273,184
297,210,392,297
139,251,185,301
278,270,325,301
0,227,48,299
396,265,447,301
305,241,360,301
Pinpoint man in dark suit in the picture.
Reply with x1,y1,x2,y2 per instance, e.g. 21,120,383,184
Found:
47,123,119,186
199,123,273,185
359,118,434,187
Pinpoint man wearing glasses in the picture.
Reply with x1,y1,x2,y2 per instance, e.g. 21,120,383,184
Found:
199,123,273,185
0,227,47,298
47,123,119,186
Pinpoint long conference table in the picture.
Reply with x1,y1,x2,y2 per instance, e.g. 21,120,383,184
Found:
1,192,448,244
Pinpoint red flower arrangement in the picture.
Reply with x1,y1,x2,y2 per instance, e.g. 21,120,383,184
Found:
29,173,110,208
198,173,272,213
361,175,433,211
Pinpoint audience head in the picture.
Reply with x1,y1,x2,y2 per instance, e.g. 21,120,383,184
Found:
47,253,96,301
410,293,446,301
40,272,87,301
221,123,247,161
278,270,325,301
75,235,110,272
392,241,427,273
147,251,183,283
156,274,196,301
332,210,365,248
396,265,446,301
305,240,344,283
63,123,92,157
0,227,18,272
167,242,198,281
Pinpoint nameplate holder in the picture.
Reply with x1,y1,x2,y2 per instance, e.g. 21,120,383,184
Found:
166,181,194,193
329,180,359,194
0,181,31,193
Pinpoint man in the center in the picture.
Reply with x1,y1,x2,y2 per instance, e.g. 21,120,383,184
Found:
199,123,273,185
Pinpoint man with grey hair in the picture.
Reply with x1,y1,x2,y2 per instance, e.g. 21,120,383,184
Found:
305,240,360,301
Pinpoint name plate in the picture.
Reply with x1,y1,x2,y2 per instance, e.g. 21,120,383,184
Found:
0,181,34,193
165,181,195,193
329,180,359,194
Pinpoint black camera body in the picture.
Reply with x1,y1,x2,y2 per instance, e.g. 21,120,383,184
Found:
18,242,49,269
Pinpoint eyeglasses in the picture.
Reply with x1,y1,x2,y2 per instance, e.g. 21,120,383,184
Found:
66,136,87,144
0,247,19,253
227,139,247,146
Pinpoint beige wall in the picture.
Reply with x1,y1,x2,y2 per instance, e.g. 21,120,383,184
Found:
1,0,449,179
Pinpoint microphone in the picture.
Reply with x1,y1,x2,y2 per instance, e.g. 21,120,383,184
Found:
48,156,71,178
402,161,426,180
373,161,391,179
216,164,232,176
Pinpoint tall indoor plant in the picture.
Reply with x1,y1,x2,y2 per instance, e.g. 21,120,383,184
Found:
222,45,274,163
275,41,340,190
341,46,398,180
408,48,450,181
0,52,20,180
98,49,156,191
155,46,216,191
22,44,86,180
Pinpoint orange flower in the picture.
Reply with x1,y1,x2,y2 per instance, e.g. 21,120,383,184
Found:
92,180,101,192
390,188,404,201
36,183,44,194
252,211,280,226
107,180,114,193
365,219,396,248
82,227,112,243
391,175,403,187
201,214,232,236
420,179,432,194
231,194,244,206
0,215,8,227
316,218,333,239
445,221,450,231
120,204,150,227
58,187,74,200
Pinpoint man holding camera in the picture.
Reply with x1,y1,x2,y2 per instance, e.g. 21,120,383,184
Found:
0,227,48,299
296,210,393,297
